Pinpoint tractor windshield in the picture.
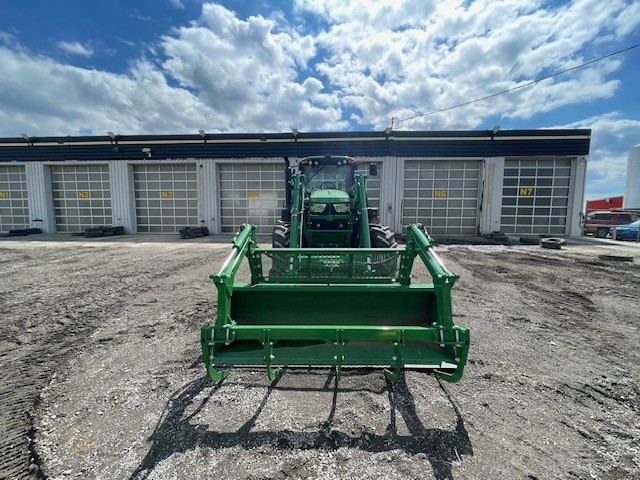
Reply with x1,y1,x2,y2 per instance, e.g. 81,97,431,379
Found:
302,164,354,192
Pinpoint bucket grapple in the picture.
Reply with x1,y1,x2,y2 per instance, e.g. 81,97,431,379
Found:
201,224,470,383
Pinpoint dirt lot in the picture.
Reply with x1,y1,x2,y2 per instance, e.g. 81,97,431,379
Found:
0,235,638,480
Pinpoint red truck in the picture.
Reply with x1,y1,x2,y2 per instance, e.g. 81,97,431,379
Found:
582,210,640,238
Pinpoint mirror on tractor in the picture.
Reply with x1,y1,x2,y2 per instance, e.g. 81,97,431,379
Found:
369,163,378,176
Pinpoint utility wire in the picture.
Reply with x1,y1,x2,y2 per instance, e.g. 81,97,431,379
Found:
392,42,640,129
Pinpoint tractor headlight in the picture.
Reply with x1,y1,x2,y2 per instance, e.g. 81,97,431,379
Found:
333,203,350,213
309,203,327,213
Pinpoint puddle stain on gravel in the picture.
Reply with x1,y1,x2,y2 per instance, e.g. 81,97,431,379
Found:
129,372,472,480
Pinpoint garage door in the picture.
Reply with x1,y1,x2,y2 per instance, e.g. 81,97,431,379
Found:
402,160,481,235
500,158,572,235
219,163,285,234
0,165,29,233
133,164,198,233
50,165,112,232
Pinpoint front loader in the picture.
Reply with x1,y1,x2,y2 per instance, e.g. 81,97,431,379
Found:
201,156,470,383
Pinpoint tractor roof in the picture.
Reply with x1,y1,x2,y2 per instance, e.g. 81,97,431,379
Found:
300,155,355,165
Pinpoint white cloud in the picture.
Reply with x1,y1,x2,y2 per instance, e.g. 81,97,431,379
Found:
0,2,347,137
0,30,16,45
116,37,136,47
158,2,344,131
0,0,638,141
298,0,638,130
169,0,185,9
57,41,94,57
0,46,212,135
295,0,438,30
558,113,640,200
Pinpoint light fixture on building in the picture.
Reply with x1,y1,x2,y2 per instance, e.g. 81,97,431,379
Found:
385,127,392,135
292,129,299,136
20,133,34,145
108,131,116,140
199,129,206,138
492,125,500,135
141,147,151,158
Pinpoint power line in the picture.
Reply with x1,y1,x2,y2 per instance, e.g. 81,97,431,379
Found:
392,43,640,129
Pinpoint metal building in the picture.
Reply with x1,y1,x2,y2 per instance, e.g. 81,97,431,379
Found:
0,129,590,236
623,145,640,210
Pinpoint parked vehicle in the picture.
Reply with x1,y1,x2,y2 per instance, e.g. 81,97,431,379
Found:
582,211,640,238
613,220,640,241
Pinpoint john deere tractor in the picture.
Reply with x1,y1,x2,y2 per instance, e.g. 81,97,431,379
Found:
273,155,397,249
200,155,470,384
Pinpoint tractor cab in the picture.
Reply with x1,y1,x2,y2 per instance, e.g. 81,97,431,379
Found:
299,156,357,247
299,155,356,192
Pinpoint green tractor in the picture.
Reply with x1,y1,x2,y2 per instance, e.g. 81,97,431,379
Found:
200,155,470,384
273,155,397,249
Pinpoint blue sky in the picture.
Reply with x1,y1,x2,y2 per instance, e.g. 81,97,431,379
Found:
1,0,639,200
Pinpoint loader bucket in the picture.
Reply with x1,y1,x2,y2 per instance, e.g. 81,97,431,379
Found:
201,224,470,383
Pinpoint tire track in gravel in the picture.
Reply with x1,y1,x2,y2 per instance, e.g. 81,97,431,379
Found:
0,243,214,480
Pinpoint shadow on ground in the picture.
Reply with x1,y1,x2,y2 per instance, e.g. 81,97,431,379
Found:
129,371,473,480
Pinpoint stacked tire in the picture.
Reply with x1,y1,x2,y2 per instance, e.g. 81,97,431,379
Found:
5,228,43,237
485,231,509,243
83,226,126,238
179,226,210,239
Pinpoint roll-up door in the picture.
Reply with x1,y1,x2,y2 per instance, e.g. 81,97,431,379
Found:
219,163,285,234
500,157,573,235
50,165,112,232
0,165,29,233
402,160,481,235
133,164,198,233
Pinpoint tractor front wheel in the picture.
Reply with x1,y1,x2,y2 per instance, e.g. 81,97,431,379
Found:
272,221,291,248
270,222,291,276
370,224,398,248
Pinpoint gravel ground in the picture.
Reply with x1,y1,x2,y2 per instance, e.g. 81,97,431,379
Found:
0,235,638,479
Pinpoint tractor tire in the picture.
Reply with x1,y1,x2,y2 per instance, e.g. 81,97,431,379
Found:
270,222,291,277
595,227,609,238
540,237,565,249
369,225,398,277
599,253,634,262
370,224,398,248
272,221,291,248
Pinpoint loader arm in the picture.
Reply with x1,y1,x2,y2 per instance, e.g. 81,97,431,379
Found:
289,174,304,249
356,174,371,248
